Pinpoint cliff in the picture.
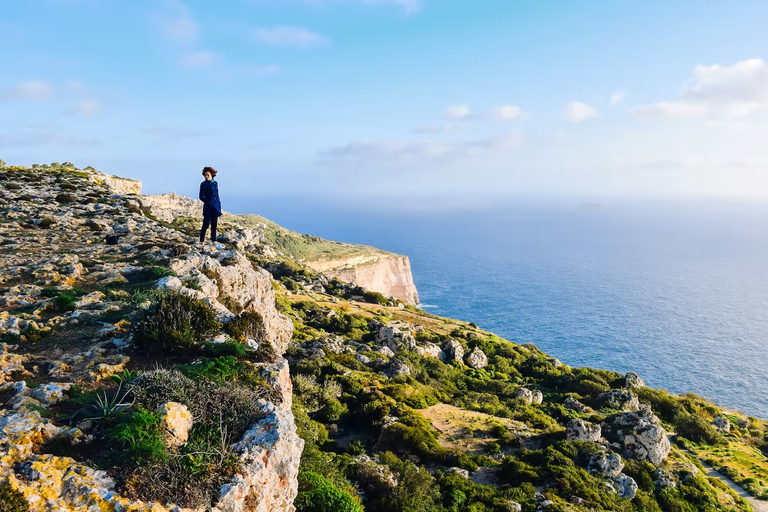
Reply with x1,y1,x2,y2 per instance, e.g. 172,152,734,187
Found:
141,193,420,305
3,162,767,512
0,163,301,511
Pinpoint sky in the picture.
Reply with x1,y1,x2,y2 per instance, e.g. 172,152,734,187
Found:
2,0,768,204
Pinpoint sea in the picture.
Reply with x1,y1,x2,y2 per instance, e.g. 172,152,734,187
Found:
229,196,768,420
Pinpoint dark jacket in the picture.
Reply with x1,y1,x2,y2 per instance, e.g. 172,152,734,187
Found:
199,179,222,217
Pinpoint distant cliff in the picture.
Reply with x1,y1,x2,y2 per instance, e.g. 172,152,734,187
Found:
142,192,420,305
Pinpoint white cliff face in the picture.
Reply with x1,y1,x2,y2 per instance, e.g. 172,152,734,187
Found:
313,254,420,305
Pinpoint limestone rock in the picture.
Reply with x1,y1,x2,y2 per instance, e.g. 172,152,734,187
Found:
379,346,395,358
602,409,670,464
447,467,470,479
531,390,544,405
465,347,488,369
375,321,417,353
595,389,641,411
588,452,624,477
713,416,731,432
443,339,464,363
625,371,646,389
567,419,601,442
609,474,638,499
169,250,292,355
414,342,445,360
653,468,677,489
513,387,534,405
386,359,411,377
157,402,193,448
564,396,587,412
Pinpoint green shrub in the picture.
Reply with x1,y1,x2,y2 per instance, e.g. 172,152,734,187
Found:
180,356,263,386
132,291,222,353
129,369,267,440
225,310,267,342
675,413,721,445
317,399,348,423
107,408,166,465
363,290,389,306
0,485,29,512
295,472,363,512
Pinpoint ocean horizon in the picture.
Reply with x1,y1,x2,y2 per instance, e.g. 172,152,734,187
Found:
229,195,768,420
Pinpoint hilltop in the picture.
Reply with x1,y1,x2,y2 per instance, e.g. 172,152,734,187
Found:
0,162,767,512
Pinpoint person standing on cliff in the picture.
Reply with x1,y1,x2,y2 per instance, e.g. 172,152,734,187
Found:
199,166,222,246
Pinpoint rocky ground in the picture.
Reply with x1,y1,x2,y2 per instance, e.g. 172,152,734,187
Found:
0,164,300,511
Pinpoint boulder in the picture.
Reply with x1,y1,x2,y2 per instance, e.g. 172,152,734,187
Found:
602,408,670,464
595,389,641,411
713,416,731,432
567,419,601,442
378,346,395,358
564,396,587,412
653,468,677,489
386,359,411,377
609,474,638,499
625,371,646,389
531,390,544,405
465,347,488,369
513,387,534,405
588,453,624,477
443,339,464,362
414,342,445,360
156,402,193,448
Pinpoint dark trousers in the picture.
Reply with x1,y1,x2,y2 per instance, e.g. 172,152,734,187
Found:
200,212,218,242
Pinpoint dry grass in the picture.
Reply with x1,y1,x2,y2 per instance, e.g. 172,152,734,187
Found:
419,403,522,455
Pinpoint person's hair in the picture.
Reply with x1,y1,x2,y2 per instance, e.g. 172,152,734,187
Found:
202,166,217,178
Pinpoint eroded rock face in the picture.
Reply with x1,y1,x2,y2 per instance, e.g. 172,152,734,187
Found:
602,408,671,465
564,396,587,412
316,254,419,305
567,419,601,442
217,359,303,512
465,347,488,369
168,250,293,355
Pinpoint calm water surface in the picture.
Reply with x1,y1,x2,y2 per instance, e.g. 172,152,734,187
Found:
230,197,768,419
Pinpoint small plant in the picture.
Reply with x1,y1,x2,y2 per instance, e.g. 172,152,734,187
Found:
107,407,166,465
225,310,267,343
110,369,141,385
149,266,175,278
349,440,366,456
73,382,134,424
184,277,202,291
295,472,363,512
132,291,222,353
0,484,29,512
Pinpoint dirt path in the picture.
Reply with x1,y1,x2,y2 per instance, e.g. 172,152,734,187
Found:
669,434,768,512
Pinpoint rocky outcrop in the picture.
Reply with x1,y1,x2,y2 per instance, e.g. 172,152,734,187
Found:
595,389,641,411
567,419,601,442
141,192,203,222
625,372,646,389
310,253,419,305
167,249,293,355
602,408,671,465
588,453,624,477
713,416,731,432
157,402,193,448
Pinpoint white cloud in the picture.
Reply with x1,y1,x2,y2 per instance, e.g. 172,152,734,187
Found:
610,92,627,106
361,0,421,14
159,0,198,44
180,50,218,68
5,80,55,101
635,58,768,118
565,101,598,123
446,105,472,120
632,101,707,118
251,26,328,47
66,99,102,117
493,105,526,120
320,132,522,166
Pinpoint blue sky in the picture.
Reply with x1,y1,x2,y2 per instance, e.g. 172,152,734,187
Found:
3,0,768,203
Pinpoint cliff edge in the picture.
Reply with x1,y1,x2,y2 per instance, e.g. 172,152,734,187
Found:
141,193,420,305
